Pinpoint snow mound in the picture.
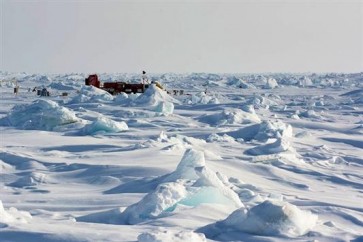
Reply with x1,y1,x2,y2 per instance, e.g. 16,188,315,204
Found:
1,99,79,131
9,172,50,188
138,230,206,242
200,200,318,238
81,116,128,135
219,200,318,237
265,78,278,89
246,138,292,155
226,120,293,142
199,109,260,126
0,200,32,226
134,84,180,106
69,85,114,103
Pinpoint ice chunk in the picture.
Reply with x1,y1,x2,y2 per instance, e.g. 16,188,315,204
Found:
193,167,244,208
155,101,174,115
164,149,206,182
81,116,128,135
265,78,278,89
120,182,188,224
1,99,79,131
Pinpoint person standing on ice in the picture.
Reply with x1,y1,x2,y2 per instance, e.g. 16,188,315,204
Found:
141,71,150,84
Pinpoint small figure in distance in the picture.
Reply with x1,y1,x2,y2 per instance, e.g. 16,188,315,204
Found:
142,71,150,84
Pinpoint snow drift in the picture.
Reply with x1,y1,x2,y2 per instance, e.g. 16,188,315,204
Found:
200,200,317,238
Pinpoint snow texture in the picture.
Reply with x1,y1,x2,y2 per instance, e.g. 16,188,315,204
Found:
0,71,362,242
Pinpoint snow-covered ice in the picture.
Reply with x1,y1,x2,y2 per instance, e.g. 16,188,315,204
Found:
0,71,363,241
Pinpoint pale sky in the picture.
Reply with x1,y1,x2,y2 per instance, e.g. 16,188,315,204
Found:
1,0,363,74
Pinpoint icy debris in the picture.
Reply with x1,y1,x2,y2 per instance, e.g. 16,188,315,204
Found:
199,108,260,126
241,104,256,113
0,99,79,131
120,181,188,224
138,229,206,242
157,131,169,142
265,78,278,89
0,200,32,225
246,138,292,156
246,95,278,109
313,100,325,107
203,200,317,237
300,110,322,119
226,120,293,142
81,116,128,135
290,113,300,120
207,133,236,143
167,135,207,148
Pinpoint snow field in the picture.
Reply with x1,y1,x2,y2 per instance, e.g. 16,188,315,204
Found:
0,72,362,241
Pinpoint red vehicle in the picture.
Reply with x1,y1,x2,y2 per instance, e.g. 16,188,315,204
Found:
85,74,149,95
